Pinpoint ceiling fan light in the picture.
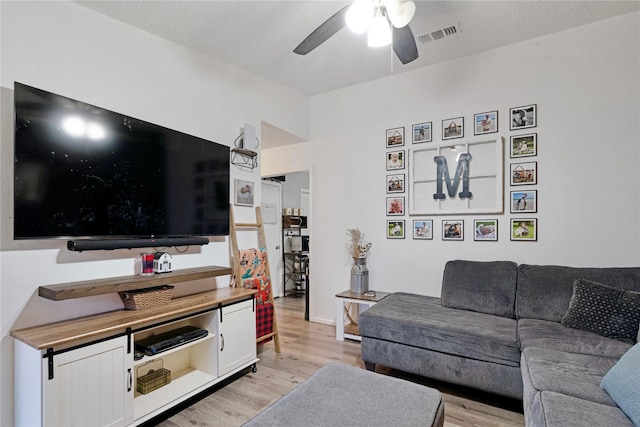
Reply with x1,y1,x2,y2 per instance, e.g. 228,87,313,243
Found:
386,0,415,28
367,13,392,47
346,0,374,34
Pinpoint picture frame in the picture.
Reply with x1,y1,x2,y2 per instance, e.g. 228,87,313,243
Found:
442,220,464,241
386,174,405,193
386,127,404,147
510,133,537,158
510,190,537,213
387,220,405,239
510,161,537,186
234,179,254,206
413,219,433,240
511,218,537,241
412,122,432,144
510,104,537,130
474,110,498,135
442,117,464,140
474,219,498,241
386,150,405,171
386,196,405,216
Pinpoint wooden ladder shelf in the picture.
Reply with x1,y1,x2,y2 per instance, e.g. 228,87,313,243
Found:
229,204,281,353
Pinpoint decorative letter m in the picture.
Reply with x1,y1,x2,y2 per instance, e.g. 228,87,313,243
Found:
433,154,472,200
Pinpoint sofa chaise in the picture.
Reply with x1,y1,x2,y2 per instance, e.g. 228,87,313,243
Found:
359,260,640,426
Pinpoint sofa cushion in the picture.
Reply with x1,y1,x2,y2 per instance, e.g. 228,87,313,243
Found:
600,343,640,426
521,347,618,409
360,292,520,366
516,264,640,322
561,279,640,344
441,260,518,318
529,391,635,427
518,318,632,358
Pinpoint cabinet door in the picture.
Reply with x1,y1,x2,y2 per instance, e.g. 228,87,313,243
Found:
43,336,133,427
218,299,256,376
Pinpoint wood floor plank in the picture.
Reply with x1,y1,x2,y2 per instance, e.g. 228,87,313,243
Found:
157,296,525,427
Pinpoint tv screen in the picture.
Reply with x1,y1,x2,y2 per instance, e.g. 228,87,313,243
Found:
14,82,230,239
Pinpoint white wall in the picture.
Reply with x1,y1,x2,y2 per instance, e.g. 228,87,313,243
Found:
0,2,310,425
263,12,640,325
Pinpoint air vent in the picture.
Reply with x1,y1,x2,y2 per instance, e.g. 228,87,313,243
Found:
417,23,461,44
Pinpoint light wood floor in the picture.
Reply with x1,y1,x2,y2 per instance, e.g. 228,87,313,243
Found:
158,297,525,427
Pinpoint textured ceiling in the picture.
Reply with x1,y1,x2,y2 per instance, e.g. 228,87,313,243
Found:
76,1,639,148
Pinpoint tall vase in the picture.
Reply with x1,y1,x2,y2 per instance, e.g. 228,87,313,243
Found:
350,257,369,294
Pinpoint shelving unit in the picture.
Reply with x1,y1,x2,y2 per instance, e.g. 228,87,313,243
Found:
282,215,310,320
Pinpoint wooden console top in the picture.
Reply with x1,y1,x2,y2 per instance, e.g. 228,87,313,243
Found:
11,287,256,352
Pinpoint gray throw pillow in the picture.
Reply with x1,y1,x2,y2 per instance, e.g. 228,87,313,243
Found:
561,279,640,344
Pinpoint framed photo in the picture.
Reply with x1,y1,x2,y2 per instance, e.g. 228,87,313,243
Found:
412,122,432,143
511,218,537,241
386,127,404,147
442,220,464,241
442,117,464,140
234,179,254,206
386,174,405,193
510,190,537,213
386,150,405,171
510,161,537,185
510,133,537,158
386,196,405,216
474,219,498,241
387,220,405,239
413,219,433,240
474,110,498,135
510,104,537,130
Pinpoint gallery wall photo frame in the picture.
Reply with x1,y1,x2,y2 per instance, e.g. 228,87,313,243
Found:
442,117,464,140
510,133,537,158
413,219,433,240
510,161,537,186
474,110,498,135
412,122,432,144
474,219,498,241
386,174,405,193
386,150,405,171
510,104,537,130
386,196,405,216
387,220,405,239
234,179,254,206
386,127,405,147
510,190,537,213
442,220,464,241
511,218,537,241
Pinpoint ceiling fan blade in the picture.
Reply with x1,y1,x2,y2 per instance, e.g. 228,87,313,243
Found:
393,25,419,64
293,5,350,55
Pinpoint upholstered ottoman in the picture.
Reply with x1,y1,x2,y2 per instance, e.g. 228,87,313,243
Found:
244,363,444,426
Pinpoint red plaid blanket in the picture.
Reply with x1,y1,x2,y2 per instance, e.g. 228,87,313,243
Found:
256,303,274,343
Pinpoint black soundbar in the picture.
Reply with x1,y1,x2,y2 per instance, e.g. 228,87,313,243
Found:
67,237,210,252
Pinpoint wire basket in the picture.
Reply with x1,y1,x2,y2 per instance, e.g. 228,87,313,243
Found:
137,359,171,394
119,285,174,310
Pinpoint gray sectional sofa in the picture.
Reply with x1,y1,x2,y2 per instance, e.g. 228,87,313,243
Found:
359,260,640,427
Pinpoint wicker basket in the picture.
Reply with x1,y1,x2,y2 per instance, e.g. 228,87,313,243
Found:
137,359,171,394
119,285,174,310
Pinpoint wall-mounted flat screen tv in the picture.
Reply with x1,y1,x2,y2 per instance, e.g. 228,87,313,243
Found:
14,82,230,239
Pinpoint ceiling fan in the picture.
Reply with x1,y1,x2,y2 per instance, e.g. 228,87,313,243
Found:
293,0,419,65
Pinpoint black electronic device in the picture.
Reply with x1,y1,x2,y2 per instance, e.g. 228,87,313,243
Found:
13,82,230,240
135,326,209,356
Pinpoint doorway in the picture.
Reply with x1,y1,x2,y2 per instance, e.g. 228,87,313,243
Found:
262,171,310,318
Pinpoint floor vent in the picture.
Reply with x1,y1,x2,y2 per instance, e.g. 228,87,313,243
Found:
418,23,461,44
